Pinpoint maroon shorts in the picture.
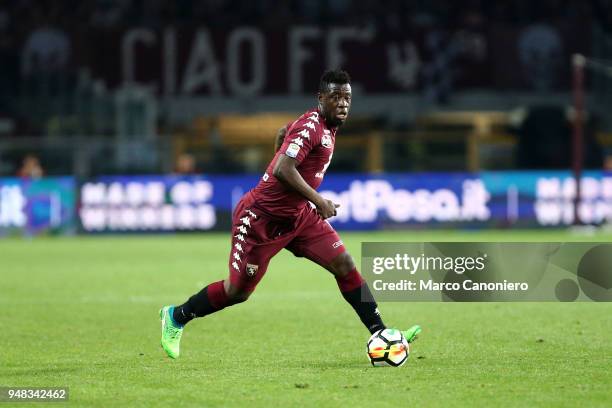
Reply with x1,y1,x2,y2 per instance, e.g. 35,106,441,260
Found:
227,193,346,292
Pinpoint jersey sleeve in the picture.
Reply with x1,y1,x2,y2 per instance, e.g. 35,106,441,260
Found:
279,115,321,165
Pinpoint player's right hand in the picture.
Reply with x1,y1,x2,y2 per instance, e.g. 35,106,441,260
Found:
316,199,340,219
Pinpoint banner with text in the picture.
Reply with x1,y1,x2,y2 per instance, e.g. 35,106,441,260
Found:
52,23,588,96
78,171,612,233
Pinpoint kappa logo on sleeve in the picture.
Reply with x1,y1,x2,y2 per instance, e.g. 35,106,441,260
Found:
286,143,300,158
246,264,259,277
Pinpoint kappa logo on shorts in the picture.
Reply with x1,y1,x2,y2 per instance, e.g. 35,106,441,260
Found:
246,263,259,277
332,240,344,249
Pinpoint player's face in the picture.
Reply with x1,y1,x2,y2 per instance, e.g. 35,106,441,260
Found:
319,83,352,127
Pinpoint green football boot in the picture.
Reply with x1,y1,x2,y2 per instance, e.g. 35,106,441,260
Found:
159,306,184,359
402,325,422,343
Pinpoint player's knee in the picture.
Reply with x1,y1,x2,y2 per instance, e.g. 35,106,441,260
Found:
224,281,252,304
228,291,251,304
329,252,355,278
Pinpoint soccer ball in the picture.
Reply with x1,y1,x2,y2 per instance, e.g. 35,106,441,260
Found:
366,328,410,367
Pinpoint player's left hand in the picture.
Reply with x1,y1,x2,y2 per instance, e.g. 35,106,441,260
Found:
316,199,340,219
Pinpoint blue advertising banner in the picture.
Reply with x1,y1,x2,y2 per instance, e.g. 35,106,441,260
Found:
78,171,612,233
79,175,259,232
479,170,612,227
321,171,612,229
0,177,76,235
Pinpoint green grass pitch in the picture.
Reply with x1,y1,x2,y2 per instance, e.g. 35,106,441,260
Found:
1,230,611,407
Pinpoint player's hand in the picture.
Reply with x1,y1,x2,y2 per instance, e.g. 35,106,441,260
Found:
316,199,340,219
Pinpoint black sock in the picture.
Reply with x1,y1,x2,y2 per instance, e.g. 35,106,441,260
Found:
172,280,232,326
172,289,211,326
341,283,386,334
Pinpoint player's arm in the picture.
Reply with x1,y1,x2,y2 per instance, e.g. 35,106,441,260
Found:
274,126,287,153
273,154,338,219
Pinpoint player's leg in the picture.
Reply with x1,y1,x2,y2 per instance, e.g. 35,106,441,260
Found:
171,203,283,326
160,202,288,358
327,252,420,341
286,209,385,334
288,211,421,341
328,251,387,334
170,255,271,327
160,254,273,359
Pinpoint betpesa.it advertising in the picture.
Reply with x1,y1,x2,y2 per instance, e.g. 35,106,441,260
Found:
76,172,612,233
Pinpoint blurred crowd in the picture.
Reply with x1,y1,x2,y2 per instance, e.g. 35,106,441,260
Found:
0,0,607,97
0,0,609,35
0,0,610,137
0,1,610,175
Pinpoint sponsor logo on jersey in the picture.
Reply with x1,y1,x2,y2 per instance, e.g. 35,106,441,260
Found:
299,129,310,139
286,143,300,158
246,263,259,277
332,240,344,249
291,137,304,146
321,134,333,148
305,121,316,130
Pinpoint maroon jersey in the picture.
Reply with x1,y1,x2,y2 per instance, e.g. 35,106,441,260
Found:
249,108,336,219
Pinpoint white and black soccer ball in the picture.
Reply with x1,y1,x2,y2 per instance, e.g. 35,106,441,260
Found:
366,328,410,367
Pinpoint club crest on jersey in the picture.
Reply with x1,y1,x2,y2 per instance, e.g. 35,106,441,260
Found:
321,134,333,148
246,263,259,277
286,143,300,158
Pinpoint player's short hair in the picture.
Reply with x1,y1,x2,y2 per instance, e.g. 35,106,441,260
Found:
319,69,351,93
